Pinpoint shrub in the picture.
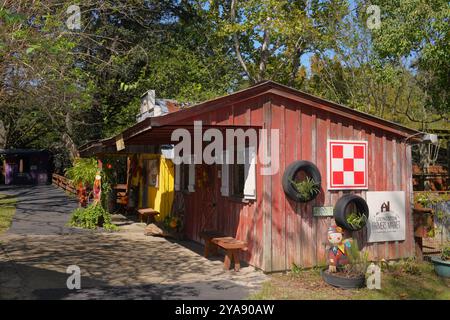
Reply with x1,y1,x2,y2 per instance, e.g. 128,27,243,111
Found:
345,240,369,276
65,158,98,187
441,246,450,261
399,257,421,275
69,203,118,231
291,262,303,275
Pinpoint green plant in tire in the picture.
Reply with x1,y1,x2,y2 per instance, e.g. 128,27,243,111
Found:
346,211,367,229
289,176,320,201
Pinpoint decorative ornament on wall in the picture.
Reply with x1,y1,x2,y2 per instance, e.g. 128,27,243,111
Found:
327,140,368,190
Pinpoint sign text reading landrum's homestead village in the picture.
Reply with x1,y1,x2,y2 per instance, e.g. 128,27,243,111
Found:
366,191,406,243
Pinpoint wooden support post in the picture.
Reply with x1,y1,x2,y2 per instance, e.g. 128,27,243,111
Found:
414,236,423,261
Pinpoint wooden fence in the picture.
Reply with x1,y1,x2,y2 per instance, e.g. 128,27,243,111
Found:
52,173,76,195
414,191,450,256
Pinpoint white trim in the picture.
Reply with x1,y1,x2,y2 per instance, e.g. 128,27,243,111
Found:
220,150,230,196
188,155,195,192
243,147,256,200
174,163,181,191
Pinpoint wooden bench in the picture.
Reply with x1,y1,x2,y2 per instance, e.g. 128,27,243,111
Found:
199,230,225,258
200,230,248,271
137,208,159,224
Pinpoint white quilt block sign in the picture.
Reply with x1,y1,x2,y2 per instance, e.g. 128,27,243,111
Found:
367,191,406,243
327,140,368,190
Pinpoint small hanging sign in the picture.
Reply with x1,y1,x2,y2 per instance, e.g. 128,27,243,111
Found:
116,134,125,151
313,206,334,217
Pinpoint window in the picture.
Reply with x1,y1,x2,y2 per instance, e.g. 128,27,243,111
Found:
222,148,256,200
181,163,190,192
175,155,195,193
144,159,159,188
231,163,245,197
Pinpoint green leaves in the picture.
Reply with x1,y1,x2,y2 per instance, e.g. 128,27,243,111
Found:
69,203,118,231
290,176,320,201
65,158,99,186
370,0,450,113
0,8,25,25
25,44,40,54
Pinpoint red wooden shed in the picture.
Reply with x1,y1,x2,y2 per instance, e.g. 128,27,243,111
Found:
80,81,421,272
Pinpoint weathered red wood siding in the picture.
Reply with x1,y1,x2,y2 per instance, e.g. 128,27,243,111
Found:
180,96,268,268
178,93,414,272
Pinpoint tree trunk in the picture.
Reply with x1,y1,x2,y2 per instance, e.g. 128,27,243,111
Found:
62,132,80,160
0,119,6,149
231,0,255,83
288,48,303,86
257,26,270,82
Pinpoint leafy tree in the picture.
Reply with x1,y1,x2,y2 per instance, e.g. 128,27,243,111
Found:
368,0,449,118
207,0,348,86
305,3,448,131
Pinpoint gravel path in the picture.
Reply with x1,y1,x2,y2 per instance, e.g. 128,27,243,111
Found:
0,185,267,300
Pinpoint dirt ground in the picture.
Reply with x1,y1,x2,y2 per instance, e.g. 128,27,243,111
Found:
0,185,267,300
250,262,450,300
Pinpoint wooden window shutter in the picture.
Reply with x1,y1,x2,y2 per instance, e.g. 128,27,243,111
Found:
243,147,256,200
188,155,195,192
220,150,230,196
174,163,181,191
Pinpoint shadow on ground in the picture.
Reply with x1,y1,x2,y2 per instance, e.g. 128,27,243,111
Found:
0,185,266,300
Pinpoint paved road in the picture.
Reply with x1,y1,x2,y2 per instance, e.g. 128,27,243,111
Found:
0,185,267,300
0,185,83,235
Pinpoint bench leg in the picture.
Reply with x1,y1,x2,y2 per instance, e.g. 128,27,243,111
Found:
232,250,241,272
211,243,219,256
224,250,233,270
204,240,210,258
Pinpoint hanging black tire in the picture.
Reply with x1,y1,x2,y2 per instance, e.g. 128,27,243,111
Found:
282,160,321,202
334,194,369,231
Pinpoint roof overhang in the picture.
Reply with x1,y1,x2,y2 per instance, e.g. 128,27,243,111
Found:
80,81,422,157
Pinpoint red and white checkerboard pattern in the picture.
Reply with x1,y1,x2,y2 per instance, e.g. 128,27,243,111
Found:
327,140,368,190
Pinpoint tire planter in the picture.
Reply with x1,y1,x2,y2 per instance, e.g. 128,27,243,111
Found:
431,257,450,278
282,160,321,202
321,268,365,289
334,194,369,231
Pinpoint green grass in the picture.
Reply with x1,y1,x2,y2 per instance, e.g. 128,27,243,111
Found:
250,260,450,300
0,193,16,234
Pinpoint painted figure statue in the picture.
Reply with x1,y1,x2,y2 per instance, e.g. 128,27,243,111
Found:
93,172,102,204
327,225,352,272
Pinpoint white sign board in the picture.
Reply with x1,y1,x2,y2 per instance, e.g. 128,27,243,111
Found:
367,191,405,243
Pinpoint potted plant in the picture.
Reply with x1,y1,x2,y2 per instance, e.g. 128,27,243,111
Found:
321,225,368,289
431,245,450,278
413,192,435,238
162,214,184,240
430,205,450,278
